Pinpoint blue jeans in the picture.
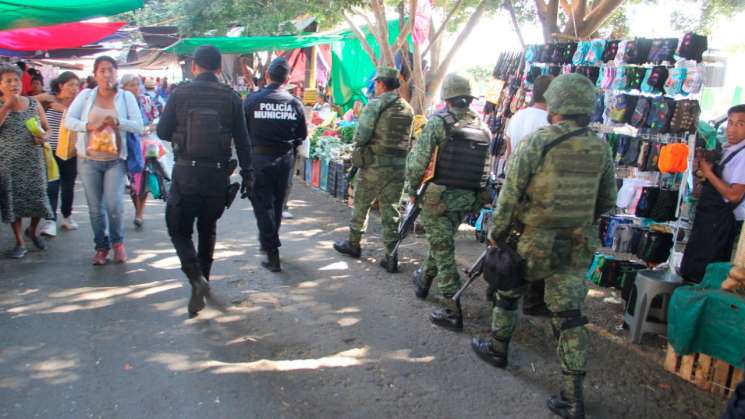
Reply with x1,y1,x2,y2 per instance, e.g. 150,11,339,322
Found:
78,159,126,251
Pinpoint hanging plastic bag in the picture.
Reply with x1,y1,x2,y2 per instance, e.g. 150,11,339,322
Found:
146,172,161,199
55,110,77,160
43,142,59,182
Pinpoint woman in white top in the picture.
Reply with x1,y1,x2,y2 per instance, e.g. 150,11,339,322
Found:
66,56,143,265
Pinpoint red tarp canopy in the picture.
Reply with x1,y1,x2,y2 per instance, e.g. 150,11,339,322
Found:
0,21,125,51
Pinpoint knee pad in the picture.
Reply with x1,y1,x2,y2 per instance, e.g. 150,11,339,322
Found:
494,295,520,311
550,309,589,339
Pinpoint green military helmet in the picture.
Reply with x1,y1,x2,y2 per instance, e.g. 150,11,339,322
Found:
375,67,399,81
441,72,477,100
543,73,596,116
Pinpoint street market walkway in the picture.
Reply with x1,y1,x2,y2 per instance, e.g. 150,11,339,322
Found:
0,181,724,418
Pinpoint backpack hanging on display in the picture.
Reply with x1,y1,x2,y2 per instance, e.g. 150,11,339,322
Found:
636,141,652,167
591,93,606,123
624,38,652,64
682,66,704,95
611,94,638,124
668,99,701,134
621,137,643,166
585,39,607,66
677,32,708,62
561,42,578,64
541,43,557,62
642,66,669,93
611,66,628,90
646,96,676,133
625,67,646,91
630,97,652,128
643,142,662,171
572,41,591,65
658,143,689,173
648,189,679,222
635,186,661,218
665,67,688,96
647,38,679,64
602,40,620,62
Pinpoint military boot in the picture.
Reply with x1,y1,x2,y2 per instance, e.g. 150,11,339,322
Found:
471,335,509,369
547,370,586,419
184,266,210,318
413,268,434,299
379,252,398,273
333,240,361,258
430,297,463,332
262,249,281,272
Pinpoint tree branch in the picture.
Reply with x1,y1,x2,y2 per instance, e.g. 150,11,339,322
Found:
342,10,379,66
371,0,396,66
505,0,526,50
428,0,488,99
392,0,416,56
422,0,464,57
580,0,623,36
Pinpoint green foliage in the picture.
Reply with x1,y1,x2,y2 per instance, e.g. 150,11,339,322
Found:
339,125,356,144
117,0,183,27
465,65,492,83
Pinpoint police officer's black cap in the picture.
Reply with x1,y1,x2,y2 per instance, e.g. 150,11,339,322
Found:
194,45,222,71
268,57,291,80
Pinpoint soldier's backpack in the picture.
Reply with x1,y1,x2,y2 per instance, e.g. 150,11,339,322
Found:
431,112,491,190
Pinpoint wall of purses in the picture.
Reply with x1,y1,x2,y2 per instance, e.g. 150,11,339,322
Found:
520,32,709,296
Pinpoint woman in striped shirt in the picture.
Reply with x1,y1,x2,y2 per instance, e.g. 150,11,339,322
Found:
35,72,81,237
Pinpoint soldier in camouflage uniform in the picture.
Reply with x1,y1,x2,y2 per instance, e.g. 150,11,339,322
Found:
334,67,414,273
471,74,617,419
408,73,491,332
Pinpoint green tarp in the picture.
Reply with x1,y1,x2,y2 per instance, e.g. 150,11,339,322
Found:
0,1,143,30
331,20,407,110
668,262,745,369
164,33,346,55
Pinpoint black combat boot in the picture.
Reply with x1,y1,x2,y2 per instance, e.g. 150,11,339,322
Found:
547,370,586,419
471,336,509,369
430,297,463,332
184,266,210,318
333,240,361,258
262,249,281,272
413,268,434,299
379,252,398,273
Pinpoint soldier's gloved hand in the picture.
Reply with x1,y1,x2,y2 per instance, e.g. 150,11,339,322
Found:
240,172,253,199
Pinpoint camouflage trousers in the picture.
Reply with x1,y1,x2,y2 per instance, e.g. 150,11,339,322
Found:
349,166,405,251
420,209,467,297
491,226,595,372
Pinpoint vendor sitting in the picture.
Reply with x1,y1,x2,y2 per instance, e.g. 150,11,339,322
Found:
680,104,745,282
343,100,363,122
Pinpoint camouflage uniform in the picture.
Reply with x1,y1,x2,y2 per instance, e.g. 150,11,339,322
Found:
406,108,486,297
483,73,617,418
347,70,414,253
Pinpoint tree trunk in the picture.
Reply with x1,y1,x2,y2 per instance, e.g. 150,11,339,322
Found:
370,0,396,67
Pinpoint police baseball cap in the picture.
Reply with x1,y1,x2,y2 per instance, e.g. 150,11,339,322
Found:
269,57,291,80
194,45,222,71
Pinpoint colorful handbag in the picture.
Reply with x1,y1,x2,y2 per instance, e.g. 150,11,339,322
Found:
623,39,652,65
643,66,669,93
624,67,646,91
585,39,607,66
614,40,629,65
647,38,679,64
668,99,701,134
677,32,708,62
572,41,591,65
682,66,704,95
630,96,652,128
609,94,637,123
646,96,676,133
602,40,620,62
664,67,688,95
611,66,627,91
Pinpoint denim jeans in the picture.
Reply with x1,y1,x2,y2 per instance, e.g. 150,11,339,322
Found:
78,158,126,251
47,156,78,220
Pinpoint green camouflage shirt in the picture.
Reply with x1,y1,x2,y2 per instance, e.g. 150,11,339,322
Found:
488,120,617,242
406,107,484,212
354,91,406,147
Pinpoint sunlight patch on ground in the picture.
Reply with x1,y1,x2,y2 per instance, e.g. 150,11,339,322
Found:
335,307,360,314
318,261,349,271
386,349,435,364
336,317,360,327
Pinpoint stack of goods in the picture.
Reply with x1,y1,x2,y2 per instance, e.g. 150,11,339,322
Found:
299,116,357,203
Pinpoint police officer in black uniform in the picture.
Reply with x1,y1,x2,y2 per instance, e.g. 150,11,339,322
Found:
158,46,253,317
243,57,307,272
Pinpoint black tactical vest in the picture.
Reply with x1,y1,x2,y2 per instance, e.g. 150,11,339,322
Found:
172,80,235,162
432,112,491,190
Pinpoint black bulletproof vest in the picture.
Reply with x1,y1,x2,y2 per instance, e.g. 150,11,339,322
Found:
432,112,491,190
173,80,235,162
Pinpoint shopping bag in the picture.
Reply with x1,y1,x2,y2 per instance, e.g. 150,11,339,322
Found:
126,132,144,174
43,142,60,182
55,110,77,160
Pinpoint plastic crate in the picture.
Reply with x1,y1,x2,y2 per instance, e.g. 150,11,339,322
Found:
298,156,307,179
311,159,321,188
327,162,338,197
320,159,329,191
304,158,312,183
336,174,348,200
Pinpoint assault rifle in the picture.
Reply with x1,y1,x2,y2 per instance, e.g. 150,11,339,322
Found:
452,249,488,301
387,147,439,259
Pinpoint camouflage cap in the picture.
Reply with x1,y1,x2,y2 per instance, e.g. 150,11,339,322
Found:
543,73,596,116
441,72,477,100
375,67,399,80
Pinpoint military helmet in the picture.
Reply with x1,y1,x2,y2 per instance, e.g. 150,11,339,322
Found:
441,72,477,100
375,67,399,81
543,73,596,116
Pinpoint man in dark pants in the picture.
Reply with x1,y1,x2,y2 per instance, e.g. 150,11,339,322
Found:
158,46,253,317
243,57,307,272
